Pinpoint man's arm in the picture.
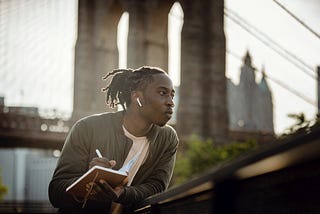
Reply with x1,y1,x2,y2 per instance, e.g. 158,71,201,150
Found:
48,120,91,208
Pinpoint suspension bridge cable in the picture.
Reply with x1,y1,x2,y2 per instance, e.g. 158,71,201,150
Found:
226,8,315,73
272,0,320,40
224,8,316,79
170,7,317,106
170,6,317,80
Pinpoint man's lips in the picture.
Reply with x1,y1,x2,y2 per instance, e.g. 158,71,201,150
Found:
165,109,173,115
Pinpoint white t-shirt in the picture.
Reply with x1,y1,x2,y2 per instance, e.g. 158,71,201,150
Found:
122,125,150,186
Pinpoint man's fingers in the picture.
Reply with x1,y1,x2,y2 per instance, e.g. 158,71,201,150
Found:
99,179,126,199
121,177,129,186
98,179,115,191
89,157,117,169
91,182,115,201
109,160,116,168
97,180,117,200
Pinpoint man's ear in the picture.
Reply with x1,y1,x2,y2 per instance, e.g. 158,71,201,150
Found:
131,91,139,100
131,91,143,107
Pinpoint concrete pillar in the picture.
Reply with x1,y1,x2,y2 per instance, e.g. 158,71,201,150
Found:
145,1,174,71
125,0,174,70
178,0,228,143
125,0,147,68
73,0,123,121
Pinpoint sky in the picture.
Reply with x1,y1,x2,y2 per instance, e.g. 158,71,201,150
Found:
223,0,320,134
0,0,319,135
167,0,320,134
0,0,76,118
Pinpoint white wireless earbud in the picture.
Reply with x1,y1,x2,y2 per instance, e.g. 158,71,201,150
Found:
136,97,142,107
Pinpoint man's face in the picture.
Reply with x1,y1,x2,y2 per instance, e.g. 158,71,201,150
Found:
140,73,175,127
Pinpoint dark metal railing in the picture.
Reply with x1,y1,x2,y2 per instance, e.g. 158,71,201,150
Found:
134,128,320,214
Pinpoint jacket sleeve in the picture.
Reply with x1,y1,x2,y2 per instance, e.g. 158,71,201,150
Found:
117,127,179,206
48,120,91,208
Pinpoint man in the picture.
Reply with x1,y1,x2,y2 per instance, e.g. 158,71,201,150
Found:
48,66,179,213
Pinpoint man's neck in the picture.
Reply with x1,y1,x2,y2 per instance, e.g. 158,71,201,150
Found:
123,111,152,137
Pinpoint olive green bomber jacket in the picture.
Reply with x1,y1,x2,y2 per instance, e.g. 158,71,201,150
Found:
48,111,179,212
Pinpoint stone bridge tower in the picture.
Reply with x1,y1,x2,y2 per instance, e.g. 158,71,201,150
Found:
72,0,228,142
178,0,228,143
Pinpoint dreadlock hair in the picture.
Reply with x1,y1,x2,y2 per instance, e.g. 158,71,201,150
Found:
101,66,166,111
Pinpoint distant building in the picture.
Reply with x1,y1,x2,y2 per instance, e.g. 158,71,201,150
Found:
228,51,274,133
0,149,58,201
171,51,274,136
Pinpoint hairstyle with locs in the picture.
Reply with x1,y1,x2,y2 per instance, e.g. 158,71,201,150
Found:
102,66,166,111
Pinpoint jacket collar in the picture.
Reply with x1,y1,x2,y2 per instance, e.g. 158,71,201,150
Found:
112,110,160,144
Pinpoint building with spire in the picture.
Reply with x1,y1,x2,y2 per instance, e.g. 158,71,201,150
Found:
228,51,274,133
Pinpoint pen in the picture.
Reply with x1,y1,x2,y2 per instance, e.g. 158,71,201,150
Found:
95,149,103,158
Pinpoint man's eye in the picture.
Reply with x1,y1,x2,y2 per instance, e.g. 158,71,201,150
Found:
159,91,165,96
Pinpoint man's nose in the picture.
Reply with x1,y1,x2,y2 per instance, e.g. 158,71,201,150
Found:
167,96,174,107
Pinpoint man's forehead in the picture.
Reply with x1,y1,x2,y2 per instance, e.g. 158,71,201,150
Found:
150,74,174,89
157,85,175,92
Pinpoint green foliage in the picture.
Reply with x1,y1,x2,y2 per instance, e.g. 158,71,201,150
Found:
173,135,257,185
280,112,320,139
0,169,8,201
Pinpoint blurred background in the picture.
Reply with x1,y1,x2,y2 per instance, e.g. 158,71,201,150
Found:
0,0,319,212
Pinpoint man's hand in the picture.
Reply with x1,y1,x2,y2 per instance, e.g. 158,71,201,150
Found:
89,157,116,169
86,157,127,203
89,178,128,202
